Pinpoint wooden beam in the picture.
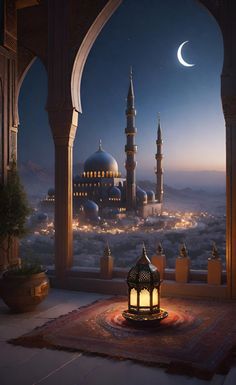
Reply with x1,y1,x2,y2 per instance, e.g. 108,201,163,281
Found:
16,0,39,10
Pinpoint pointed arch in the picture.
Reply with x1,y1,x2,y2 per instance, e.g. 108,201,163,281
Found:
71,0,121,113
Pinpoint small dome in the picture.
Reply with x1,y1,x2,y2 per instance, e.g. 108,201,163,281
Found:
146,190,155,202
82,200,99,218
136,186,147,204
84,142,118,174
127,246,161,288
48,188,55,197
108,186,121,199
36,212,48,222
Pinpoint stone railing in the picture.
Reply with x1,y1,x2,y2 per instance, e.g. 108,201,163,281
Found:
48,243,227,300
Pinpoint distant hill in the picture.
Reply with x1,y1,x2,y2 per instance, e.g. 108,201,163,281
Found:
164,170,225,192
138,170,226,192
138,181,225,214
19,161,84,199
19,161,54,197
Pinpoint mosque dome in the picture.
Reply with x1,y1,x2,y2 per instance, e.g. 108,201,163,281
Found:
82,200,99,218
84,141,118,174
36,212,48,222
146,190,155,202
108,186,121,200
136,186,147,204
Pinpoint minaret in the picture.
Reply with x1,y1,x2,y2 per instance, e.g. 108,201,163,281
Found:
155,113,163,203
125,67,137,210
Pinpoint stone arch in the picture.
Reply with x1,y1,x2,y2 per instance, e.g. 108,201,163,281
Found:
16,51,36,127
70,0,236,298
71,0,121,113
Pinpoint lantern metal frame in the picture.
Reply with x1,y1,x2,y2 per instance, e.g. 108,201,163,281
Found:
123,246,168,322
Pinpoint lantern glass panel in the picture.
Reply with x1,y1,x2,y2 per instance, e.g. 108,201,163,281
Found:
152,288,158,306
139,288,150,307
130,288,138,306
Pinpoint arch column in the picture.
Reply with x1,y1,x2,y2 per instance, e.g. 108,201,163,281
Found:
48,109,78,279
222,77,236,299
199,0,236,298
219,1,236,299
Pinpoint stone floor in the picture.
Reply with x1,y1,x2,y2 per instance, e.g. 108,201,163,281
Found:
0,289,235,385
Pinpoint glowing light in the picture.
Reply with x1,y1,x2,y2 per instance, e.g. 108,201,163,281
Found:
139,288,150,307
130,288,137,306
152,288,158,306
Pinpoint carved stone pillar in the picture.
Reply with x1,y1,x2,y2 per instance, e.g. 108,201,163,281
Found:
48,110,78,279
220,2,236,298
0,0,18,268
222,81,236,298
151,243,166,280
100,243,114,279
198,0,236,299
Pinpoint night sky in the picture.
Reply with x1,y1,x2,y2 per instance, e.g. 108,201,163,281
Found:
18,0,224,187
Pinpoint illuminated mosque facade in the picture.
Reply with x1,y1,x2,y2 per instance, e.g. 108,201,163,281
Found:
43,72,163,220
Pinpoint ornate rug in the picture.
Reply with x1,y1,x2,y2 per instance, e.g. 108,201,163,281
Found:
9,297,236,379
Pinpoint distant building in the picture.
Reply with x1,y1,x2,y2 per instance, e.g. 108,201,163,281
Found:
41,71,163,219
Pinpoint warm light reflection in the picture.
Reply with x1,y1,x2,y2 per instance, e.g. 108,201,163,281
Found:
130,288,137,306
33,209,210,238
152,288,158,306
139,289,150,307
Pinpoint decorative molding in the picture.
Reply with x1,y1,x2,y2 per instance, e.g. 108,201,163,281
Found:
3,0,17,52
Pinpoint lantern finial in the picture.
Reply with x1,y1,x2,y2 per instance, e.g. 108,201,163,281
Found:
104,242,111,257
157,242,164,254
211,242,219,259
138,243,151,264
179,243,188,258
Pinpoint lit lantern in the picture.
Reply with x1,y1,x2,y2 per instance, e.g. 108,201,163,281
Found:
123,245,168,322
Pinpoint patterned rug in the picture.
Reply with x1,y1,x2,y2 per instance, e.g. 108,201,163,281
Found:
9,297,236,379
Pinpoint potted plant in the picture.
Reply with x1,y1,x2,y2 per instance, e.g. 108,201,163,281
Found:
0,162,49,312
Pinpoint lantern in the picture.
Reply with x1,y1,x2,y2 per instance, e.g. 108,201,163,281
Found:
123,245,168,321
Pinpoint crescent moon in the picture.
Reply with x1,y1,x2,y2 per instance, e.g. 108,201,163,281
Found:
177,41,195,68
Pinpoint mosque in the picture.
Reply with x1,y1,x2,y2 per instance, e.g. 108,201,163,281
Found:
42,71,164,220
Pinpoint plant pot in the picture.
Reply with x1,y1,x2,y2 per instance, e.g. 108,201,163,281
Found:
0,271,49,312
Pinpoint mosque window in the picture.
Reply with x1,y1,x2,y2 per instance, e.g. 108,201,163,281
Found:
90,172,93,177
102,171,105,177
87,172,89,177
94,171,97,177
98,171,101,177
110,171,113,177
106,171,109,177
